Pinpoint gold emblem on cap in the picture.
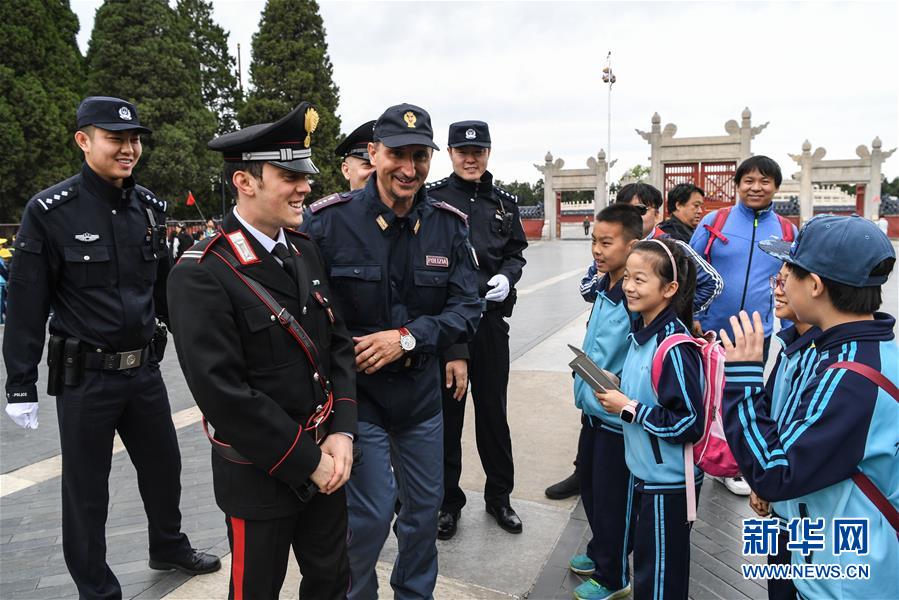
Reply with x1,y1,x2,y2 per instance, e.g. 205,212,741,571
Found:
403,111,417,128
304,107,320,148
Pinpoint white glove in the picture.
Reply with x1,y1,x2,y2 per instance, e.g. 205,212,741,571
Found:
484,274,510,302
6,402,39,429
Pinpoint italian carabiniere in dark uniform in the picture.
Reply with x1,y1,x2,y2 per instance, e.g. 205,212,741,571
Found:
2,96,218,600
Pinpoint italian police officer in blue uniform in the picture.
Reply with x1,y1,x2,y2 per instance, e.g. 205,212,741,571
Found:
302,103,481,600
168,101,358,599
426,121,528,539
335,119,376,192
2,96,220,599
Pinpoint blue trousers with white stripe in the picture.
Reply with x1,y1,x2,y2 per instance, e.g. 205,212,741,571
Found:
632,486,700,600
577,418,636,591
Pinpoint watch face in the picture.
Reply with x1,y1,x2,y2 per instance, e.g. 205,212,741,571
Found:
400,336,416,351
620,408,635,423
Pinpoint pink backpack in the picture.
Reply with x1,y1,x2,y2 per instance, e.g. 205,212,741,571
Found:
651,332,739,521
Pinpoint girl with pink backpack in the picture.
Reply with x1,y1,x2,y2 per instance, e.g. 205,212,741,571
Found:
595,238,707,600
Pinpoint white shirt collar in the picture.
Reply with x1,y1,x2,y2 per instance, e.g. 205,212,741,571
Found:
232,207,287,259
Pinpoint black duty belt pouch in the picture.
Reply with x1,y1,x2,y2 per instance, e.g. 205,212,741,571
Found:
151,322,168,362
63,337,83,387
46,335,65,396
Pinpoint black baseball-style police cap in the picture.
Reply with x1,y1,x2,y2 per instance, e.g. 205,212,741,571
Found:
207,101,320,174
373,103,440,151
76,96,152,134
448,120,491,148
335,120,376,160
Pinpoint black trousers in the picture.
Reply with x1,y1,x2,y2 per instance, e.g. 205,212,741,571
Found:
578,420,636,592
225,488,349,600
632,486,701,600
441,310,514,512
56,361,189,600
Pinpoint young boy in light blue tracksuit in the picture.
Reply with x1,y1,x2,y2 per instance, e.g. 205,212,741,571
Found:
596,239,705,600
569,205,643,600
721,215,898,600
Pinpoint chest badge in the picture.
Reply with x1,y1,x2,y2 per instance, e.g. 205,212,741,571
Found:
75,232,100,243
426,255,449,268
376,215,389,231
224,230,260,265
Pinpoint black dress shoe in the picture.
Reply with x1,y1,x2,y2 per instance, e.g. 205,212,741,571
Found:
149,549,222,575
486,504,522,534
437,510,460,540
544,470,580,500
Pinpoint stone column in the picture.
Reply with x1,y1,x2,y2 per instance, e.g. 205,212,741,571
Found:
739,107,752,162
791,140,815,224
866,137,885,221
593,150,608,214
542,152,556,240
650,114,662,192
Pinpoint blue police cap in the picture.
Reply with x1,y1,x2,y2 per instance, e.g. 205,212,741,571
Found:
758,214,895,287
373,104,439,150
448,120,491,148
207,101,320,174
76,96,151,134
335,120,375,160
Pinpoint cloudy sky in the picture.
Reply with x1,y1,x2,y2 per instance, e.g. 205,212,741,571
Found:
71,0,899,187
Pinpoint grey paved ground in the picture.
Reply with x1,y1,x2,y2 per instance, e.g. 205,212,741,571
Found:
1,237,896,599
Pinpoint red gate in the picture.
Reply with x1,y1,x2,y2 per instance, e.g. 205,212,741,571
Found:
663,161,736,216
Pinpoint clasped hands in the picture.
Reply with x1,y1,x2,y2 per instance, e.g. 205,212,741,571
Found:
309,433,354,494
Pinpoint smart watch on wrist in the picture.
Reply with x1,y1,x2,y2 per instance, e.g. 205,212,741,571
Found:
620,400,638,424
398,327,416,352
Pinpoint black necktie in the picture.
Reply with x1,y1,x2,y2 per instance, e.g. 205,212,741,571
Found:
272,242,297,282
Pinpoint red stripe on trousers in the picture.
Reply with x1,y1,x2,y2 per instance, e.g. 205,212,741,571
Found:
230,516,245,600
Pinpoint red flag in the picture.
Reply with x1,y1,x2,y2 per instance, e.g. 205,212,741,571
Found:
186,191,196,206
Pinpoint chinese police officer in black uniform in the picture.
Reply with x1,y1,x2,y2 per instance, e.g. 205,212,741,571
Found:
335,119,376,192
2,96,220,599
426,120,528,539
302,104,481,600
168,102,358,599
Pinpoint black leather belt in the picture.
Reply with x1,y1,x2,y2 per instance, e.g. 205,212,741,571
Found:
82,346,151,371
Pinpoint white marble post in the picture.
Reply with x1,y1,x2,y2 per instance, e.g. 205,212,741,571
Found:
739,107,752,162
592,150,609,214
865,137,896,220
541,152,557,240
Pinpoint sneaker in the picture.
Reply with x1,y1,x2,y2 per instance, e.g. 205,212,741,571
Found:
568,553,595,575
720,475,752,496
573,579,630,600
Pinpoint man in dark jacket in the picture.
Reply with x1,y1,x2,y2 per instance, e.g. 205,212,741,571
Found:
168,102,357,599
658,182,704,242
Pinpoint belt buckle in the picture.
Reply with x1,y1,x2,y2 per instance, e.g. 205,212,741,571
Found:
117,350,141,370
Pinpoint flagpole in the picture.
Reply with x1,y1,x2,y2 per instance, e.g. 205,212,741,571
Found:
187,190,207,223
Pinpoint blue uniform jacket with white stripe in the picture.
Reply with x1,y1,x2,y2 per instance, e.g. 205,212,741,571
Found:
620,307,705,492
574,274,635,428
722,314,898,599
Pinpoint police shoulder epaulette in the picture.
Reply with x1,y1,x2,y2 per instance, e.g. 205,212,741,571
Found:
494,186,518,204
177,232,222,264
308,192,352,214
432,201,469,225
31,176,80,213
425,178,449,191
136,186,167,213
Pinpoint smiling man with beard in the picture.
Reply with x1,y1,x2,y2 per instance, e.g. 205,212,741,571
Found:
302,103,481,600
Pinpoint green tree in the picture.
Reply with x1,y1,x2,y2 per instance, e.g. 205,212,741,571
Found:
619,164,650,183
176,0,241,135
0,0,85,221
86,0,219,217
241,0,342,196
494,179,544,206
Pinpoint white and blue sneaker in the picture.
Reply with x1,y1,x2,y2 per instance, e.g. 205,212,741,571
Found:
568,553,596,575
573,579,631,600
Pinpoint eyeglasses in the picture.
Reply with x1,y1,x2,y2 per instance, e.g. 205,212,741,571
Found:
769,274,787,292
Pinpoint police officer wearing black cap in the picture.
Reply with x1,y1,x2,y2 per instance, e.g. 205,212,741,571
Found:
302,103,481,600
335,119,376,191
2,96,220,599
167,102,357,599
426,120,528,539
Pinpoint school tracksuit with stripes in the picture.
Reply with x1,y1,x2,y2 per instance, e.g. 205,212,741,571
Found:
722,314,899,600
619,308,705,600
762,325,821,600
574,274,637,593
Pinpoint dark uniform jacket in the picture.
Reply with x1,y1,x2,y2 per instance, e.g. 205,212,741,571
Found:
3,163,169,404
426,171,527,307
301,175,481,429
657,215,695,243
167,211,357,520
